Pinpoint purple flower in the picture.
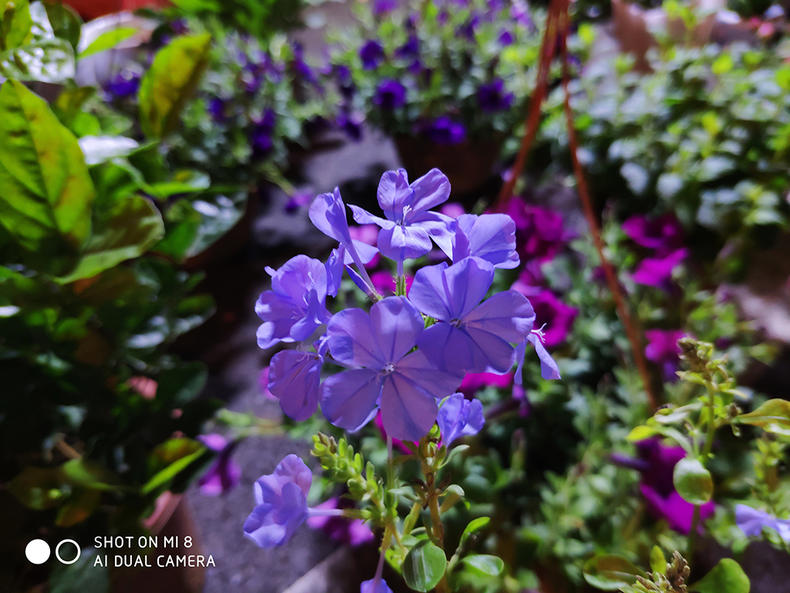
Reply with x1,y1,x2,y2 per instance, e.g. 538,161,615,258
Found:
421,117,466,145
497,29,515,46
321,297,462,440
631,248,687,289
197,434,241,496
522,289,578,348
359,40,385,69
510,0,535,29
644,329,686,380
438,393,485,444
251,109,277,155
207,97,227,122
104,70,141,101
477,79,515,112
622,214,684,252
244,455,312,548
255,255,331,349
410,257,536,373
307,498,375,546
457,13,480,40
361,578,394,593
337,110,363,141
349,168,454,263
284,191,313,214
440,213,520,269
373,79,406,110
395,35,419,59
309,188,379,292
268,350,323,421
514,331,561,381
735,505,790,542
373,0,398,16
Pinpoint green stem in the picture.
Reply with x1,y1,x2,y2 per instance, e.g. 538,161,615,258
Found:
688,380,718,559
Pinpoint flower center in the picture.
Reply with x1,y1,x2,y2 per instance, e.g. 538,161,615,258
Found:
382,362,396,374
450,318,463,328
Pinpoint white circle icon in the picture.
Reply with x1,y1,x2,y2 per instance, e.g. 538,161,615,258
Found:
25,539,51,564
55,539,81,565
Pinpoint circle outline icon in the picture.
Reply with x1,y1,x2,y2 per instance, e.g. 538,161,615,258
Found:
25,539,51,565
55,539,81,565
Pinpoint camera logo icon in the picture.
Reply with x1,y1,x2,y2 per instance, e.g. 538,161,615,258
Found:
25,539,81,565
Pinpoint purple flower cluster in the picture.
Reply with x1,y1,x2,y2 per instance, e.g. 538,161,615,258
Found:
477,78,514,113
254,168,558,442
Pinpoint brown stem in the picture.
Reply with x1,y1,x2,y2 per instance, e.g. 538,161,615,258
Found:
496,0,658,411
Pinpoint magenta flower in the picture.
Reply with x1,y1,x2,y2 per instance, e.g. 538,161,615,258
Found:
631,248,687,289
350,224,381,268
525,289,578,348
268,350,323,421
321,297,462,440
349,168,454,264
438,393,485,444
197,434,241,496
255,255,331,349
410,257,536,374
622,214,684,252
644,329,686,380
614,439,715,534
307,498,374,546
369,270,413,296
244,455,313,548
503,200,569,263
459,371,513,397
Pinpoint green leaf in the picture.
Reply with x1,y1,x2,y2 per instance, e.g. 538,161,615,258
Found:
43,1,81,50
736,399,790,438
142,438,206,495
461,554,504,577
649,546,666,575
55,489,101,526
0,35,74,81
78,26,136,59
156,362,207,407
0,80,94,253
690,558,750,593
58,193,164,282
403,540,447,592
138,33,211,138
583,555,643,591
673,457,713,505
61,459,118,491
1,0,33,50
7,466,66,509
459,517,490,550
627,424,658,441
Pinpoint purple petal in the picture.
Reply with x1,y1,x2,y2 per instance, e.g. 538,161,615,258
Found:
309,188,352,244
736,504,790,542
451,214,519,269
321,369,381,432
268,351,322,421
378,223,432,261
244,481,308,547
370,297,424,364
437,393,485,444
271,255,328,302
270,454,313,497
327,308,386,368
376,169,412,221
418,322,513,374
408,168,451,213
526,333,561,380
361,578,394,593
348,203,393,229
255,292,301,349
381,372,439,440
464,290,535,343
396,349,464,397
326,247,345,297
409,258,494,321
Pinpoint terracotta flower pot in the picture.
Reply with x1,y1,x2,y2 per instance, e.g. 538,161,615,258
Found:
394,134,503,197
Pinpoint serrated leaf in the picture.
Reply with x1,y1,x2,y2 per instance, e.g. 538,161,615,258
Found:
138,33,211,138
583,555,643,591
690,558,750,593
673,457,713,505
403,540,447,592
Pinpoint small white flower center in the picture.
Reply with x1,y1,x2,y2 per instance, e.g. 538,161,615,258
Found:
382,362,396,374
